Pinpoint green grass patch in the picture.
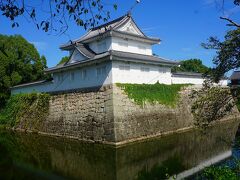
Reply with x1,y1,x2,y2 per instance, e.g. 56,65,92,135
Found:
0,93,50,127
202,165,239,180
116,83,190,107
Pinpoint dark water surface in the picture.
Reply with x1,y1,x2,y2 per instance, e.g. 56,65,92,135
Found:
0,120,239,180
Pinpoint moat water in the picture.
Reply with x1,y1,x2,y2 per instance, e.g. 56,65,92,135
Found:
0,120,239,180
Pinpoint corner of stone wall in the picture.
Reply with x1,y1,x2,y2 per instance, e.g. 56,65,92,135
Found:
41,85,117,143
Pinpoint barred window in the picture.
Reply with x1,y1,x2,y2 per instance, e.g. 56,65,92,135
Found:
81,69,87,79
70,72,74,81
141,67,150,72
119,65,130,71
96,66,107,76
159,68,167,73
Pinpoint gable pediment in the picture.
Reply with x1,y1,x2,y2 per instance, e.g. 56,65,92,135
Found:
68,48,87,64
117,19,145,36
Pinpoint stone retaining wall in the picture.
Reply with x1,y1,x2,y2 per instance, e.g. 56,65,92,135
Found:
112,85,239,143
40,85,115,142
112,85,194,142
15,84,240,144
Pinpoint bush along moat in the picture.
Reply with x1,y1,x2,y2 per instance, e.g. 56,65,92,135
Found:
0,93,50,129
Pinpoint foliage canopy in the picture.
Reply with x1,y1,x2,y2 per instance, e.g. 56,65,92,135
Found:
202,0,240,82
190,80,234,129
0,35,47,107
57,56,69,65
202,29,240,82
171,59,210,74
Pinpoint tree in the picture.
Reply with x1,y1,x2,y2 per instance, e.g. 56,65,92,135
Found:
57,56,69,65
202,0,240,82
0,34,47,107
202,29,240,82
171,59,210,74
191,79,234,130
0,0,117,34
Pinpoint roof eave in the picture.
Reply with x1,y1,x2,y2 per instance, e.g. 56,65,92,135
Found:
111,30,160,44
44,53,110,74
59,43,75,50
79,30,161,44
11,80,52,89
110,51,179,66
112,57,178,67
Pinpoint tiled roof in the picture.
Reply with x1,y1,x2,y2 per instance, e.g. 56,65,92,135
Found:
75,43,96,58
60,13,159,49
111,50,178,65
172,72,204,77
45,50,178,73
60,14,130,49
11,80,52,89
230,71,240,80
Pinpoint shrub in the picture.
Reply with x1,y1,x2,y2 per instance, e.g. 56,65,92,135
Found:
0,93,50,128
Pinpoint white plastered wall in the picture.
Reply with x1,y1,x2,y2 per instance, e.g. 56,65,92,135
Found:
172,76,228,86
88,37,112,54
171,76,204,85
111,37,152,55
112,61,172,84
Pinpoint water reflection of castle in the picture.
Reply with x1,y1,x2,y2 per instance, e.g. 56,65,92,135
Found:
0,120,239,179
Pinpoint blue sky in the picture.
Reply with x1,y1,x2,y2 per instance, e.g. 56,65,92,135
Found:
1,0,239,68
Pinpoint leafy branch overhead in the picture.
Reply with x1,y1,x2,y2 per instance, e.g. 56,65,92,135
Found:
219,0,240,28
0,0,117,34
202,29,240,82
200,0,239,82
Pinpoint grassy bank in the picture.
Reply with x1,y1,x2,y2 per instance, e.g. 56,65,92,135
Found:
0,93,50,127
116,83,190,107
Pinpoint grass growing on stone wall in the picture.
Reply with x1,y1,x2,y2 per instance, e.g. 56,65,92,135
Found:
116,83,190,107
0,93,50,127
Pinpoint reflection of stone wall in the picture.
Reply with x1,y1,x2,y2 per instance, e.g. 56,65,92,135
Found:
1,120,239,180
115,119,239,180
15,84,239,144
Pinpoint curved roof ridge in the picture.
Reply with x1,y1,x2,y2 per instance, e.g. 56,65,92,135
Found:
109,15,130,30
90,14,128,31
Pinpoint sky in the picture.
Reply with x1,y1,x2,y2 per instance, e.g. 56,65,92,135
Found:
1,0,239,69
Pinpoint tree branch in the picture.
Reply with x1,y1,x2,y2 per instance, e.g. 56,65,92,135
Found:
220,16,240,28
